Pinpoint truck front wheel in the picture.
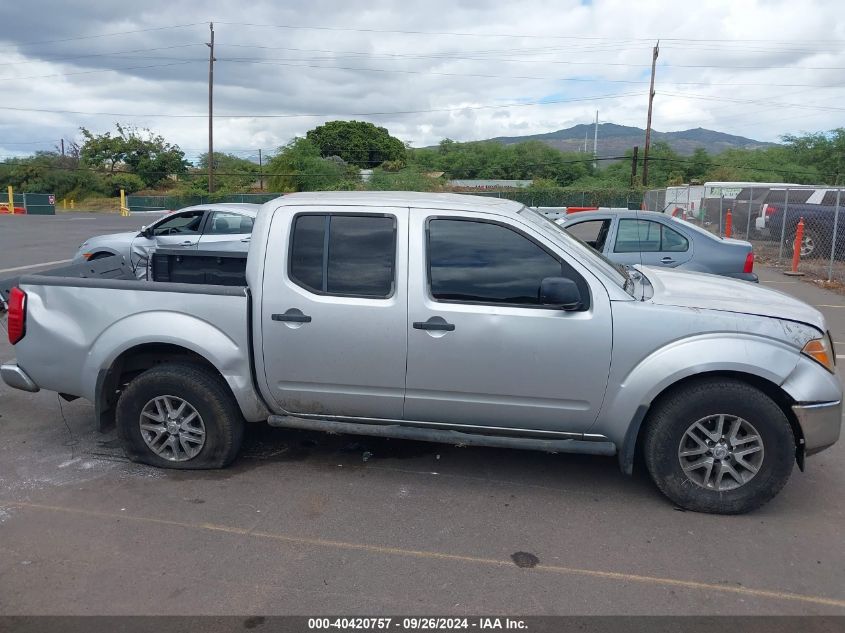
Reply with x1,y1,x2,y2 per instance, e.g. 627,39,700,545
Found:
116,363,244,469
643,378,795,514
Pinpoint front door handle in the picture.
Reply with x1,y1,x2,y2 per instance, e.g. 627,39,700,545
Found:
413,318,455,332
181,240,195,246
660,257,675,264
272,312,312,323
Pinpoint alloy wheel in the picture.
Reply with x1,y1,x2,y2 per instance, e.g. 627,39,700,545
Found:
678,414,764,491
139,395,206,462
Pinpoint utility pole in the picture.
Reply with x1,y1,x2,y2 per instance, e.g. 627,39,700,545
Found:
630,146,639,187
206,22,215,194
583,129,588,153
642,40,659,187
593,110,599,169
60,139,65,156
258,148,264,191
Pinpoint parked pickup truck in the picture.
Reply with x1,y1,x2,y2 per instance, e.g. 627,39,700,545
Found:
2,192,841,514
761,198,843,259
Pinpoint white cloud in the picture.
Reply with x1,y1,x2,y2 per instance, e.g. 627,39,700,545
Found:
1,0,845,160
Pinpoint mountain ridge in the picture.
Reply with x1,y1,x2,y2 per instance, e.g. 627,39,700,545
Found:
483,123,775,156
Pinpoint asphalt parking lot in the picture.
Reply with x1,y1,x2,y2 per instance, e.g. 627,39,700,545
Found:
0,212,844,616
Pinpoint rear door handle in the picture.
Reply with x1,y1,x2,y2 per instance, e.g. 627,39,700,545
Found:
181,240,195,246
413,319,455,332
272,312,312,323
660,257,675,264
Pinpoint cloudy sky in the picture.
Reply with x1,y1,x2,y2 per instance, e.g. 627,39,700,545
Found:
1,0,844,162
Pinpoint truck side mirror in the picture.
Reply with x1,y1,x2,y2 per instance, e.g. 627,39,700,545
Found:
539,277,582,311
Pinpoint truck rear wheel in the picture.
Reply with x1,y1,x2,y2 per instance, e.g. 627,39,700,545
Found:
643,378,794,514
116,363,244,469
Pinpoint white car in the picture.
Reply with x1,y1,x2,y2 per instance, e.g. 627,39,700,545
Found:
74,204,258,278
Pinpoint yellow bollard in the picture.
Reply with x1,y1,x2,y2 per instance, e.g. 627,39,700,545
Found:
119,189,130,216
62,198,67,210
70,199,75,210
7,185,13,214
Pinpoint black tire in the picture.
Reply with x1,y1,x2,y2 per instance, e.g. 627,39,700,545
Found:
643,378,794,514
116,363,244,469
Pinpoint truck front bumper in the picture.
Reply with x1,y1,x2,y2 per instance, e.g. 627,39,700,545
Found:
793,400,842,456
0,363,39,393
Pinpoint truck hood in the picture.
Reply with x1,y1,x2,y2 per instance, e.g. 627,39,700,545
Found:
639,265,826,333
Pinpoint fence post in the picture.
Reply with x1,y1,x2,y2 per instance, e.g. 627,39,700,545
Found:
745,187,754,238
778,188,791,261
719,194,724,235
829,188,842,281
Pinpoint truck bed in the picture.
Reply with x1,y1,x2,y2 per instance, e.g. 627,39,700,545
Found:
9,274,265,421
1,254,134,303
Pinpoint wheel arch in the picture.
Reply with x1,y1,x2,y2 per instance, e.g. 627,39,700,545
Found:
95,342,234,432
619,370,803,476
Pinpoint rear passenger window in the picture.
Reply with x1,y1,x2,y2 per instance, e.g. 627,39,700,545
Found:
614,219,688,253
662,225,689,252
289,214,396,298
206,211,254,235
615,220,661,252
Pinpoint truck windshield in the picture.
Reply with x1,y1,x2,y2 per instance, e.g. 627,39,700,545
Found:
517,207,634,296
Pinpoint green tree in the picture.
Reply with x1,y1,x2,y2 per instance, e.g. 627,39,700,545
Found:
80,124,187,188
0,151,106,199
194,152,260,192
781,129,845,182
367,166,441,191
266,138,356,192
305,120,406,168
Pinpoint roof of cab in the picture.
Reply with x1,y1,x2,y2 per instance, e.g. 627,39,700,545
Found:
266,191,526,214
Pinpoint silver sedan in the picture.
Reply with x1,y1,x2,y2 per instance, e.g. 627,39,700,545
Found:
73,203,259,278
558,209,758,282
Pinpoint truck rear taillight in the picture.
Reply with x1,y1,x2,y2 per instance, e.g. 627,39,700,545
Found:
7,287,26,344
744,252,755,274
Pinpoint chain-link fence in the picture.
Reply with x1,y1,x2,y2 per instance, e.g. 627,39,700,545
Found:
127,192,282,212
740,186,845,286
649,185,845,285
467,189,643,209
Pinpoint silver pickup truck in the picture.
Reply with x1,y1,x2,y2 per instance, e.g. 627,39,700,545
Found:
2,192,841,514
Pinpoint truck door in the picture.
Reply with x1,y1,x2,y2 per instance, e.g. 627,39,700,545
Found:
404,210,613,433
260,207,408,419
130,209,206,277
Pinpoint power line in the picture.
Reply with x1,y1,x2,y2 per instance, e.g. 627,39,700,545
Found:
0,154,630,175
219,57,653,84
219,43,845,71
0,23,205,51
218,56,845,89
658,91,845,113
0,60,202,83
0,92,641,118
0,43,205,67
215,21,845,45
